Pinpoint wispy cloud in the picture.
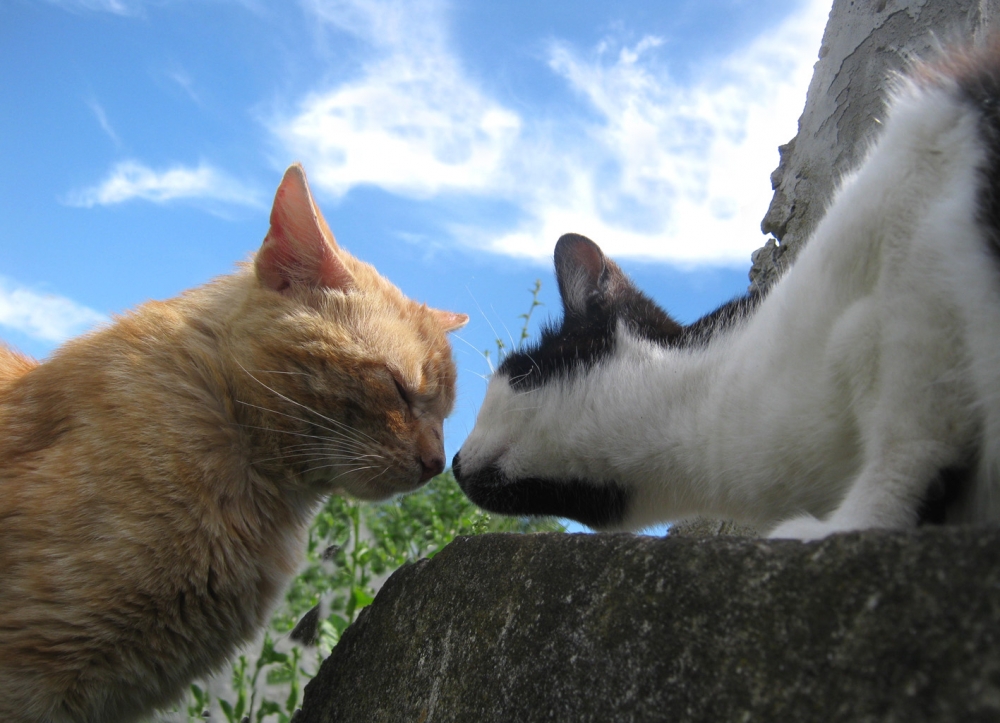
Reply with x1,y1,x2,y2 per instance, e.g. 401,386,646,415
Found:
276,0,829,265
65,160,263,208
86,97,122,147
274,0,520,198
167,68,203,105
0,277,107,344
44,0,265,17
42,0,143,15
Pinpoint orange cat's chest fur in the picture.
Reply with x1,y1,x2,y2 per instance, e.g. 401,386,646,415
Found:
0,164,466,723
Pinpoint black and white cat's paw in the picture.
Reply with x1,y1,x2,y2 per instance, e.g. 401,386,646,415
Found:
767,514,844,541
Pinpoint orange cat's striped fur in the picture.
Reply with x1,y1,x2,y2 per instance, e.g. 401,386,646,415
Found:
0,164,467,722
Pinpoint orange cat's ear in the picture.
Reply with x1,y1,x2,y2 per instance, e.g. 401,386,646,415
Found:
432,309,469,332
255,164,353,293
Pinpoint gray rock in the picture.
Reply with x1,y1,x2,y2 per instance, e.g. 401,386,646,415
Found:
750,0,1000,292
668,517,760,538
297,528,1000,722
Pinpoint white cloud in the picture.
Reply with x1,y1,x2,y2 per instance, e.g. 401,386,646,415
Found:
274,0,520,198
0,277,107,344
276,0,830,265
66,160,262,208
489,0,831,264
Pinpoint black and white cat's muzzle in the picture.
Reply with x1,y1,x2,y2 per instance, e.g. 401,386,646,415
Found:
452,452,633,529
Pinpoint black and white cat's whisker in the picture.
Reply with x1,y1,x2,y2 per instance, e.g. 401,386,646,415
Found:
451,330,495,375
504,405,542,415
462,367,491,382
491,303,517,352
507,371,533,387
465,286,503,369
525,353,542,379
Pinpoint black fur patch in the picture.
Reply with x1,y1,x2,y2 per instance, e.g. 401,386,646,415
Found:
954,48,1000,256
452,453,632,529
498,280,677,390
676,293,763,349
499,287,761,391
917,463,972,525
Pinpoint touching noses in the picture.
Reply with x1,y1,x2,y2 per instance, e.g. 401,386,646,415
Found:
418,420,445,482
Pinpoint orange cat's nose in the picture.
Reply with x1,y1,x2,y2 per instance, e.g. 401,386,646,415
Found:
419,453,445,482
417,420,445,482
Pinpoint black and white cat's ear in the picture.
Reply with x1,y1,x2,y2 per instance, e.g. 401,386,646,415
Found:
554,233,609,316
256,164,354,293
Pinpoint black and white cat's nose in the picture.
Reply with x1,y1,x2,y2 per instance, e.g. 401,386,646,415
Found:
452,452,463,480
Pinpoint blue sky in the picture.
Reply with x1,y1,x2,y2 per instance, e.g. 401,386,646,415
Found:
2,0,829,527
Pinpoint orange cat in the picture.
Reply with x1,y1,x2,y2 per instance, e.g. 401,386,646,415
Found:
0,164,467,722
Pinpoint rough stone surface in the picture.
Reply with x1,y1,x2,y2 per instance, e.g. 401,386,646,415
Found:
750,0,1000,292
667,517,760,538
298,529,1000,723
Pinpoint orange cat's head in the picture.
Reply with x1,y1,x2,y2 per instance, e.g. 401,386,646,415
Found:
224,164,467,501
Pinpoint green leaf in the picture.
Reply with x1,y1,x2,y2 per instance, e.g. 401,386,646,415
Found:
234,689,246,720
327,613,349,635
286,677,300,713
259,645,289,667
351,585,375,609
257,700,282,722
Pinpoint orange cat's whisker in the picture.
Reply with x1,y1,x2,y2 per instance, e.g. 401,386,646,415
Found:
235,399,370,451
244,369,312,376
253,448,382,464
238,423,355,445
363,466,392,486
302,463,379,480
236,362,380,446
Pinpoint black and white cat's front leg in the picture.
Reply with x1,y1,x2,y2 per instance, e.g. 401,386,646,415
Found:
767,441,962,539
768,289,976,540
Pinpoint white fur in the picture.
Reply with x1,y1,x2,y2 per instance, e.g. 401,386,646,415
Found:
458,76,1000,539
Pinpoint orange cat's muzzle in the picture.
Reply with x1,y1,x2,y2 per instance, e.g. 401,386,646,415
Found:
416,419,446,483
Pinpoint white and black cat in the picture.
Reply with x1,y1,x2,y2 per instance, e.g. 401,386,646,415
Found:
453,44,1000,540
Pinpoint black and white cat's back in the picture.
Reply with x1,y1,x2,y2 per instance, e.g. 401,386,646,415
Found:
454,43,1000,539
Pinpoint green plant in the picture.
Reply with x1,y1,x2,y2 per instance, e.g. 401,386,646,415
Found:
179,473,562,721
484,279,543,365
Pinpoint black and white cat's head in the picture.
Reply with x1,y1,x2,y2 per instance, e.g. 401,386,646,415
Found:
452,233,685,530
